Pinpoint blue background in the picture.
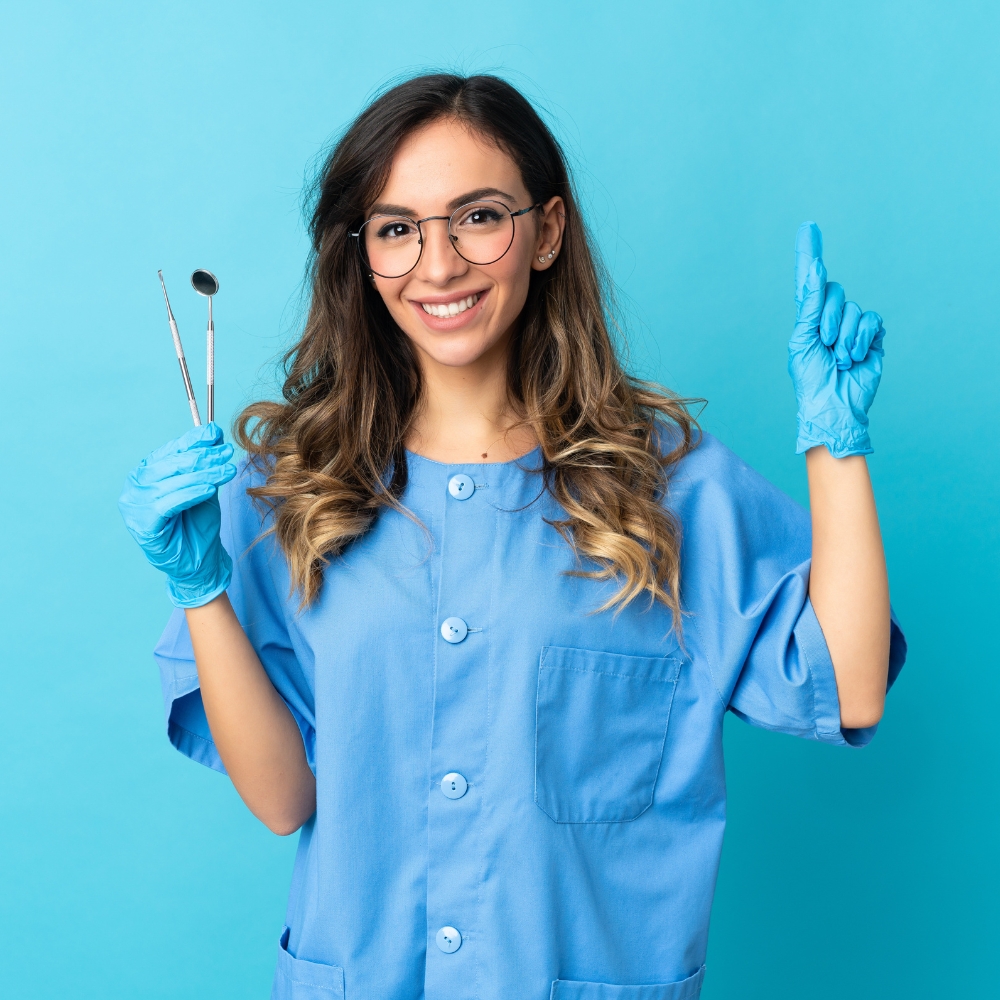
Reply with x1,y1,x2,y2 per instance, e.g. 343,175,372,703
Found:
1,1,997,996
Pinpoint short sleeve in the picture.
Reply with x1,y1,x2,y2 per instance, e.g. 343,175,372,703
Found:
671,433,906,747
153,461,317,774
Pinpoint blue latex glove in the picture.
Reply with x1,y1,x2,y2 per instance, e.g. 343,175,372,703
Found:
789,222,886,457
118,423,238,608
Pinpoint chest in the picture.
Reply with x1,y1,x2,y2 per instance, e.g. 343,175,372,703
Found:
291,492,720,824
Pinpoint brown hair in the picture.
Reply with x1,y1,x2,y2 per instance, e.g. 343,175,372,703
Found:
235,73,696,626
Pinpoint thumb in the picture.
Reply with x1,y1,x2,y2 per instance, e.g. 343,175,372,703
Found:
794,221,823,310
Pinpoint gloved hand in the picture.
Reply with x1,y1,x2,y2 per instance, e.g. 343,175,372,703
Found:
788,222,886,457
118,422,238,608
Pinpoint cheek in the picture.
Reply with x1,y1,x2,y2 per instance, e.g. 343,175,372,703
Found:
489,236,536,314
375,279,413,321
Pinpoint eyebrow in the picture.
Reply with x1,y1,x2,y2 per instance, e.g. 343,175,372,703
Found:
367,188,519,218
447,188,517,211
368,202,416,217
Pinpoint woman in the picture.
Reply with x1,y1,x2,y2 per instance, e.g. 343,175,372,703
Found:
120,74,905,1000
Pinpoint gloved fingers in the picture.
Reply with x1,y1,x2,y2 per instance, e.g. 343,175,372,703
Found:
852,310,884,361
819,282,845,347
120,479,219,538
870,321,886,354
132,463,237,504
134,442,234,485
834,301,863,370
121,463,234,524
139,440,232,474
140,422,226,468
125,476,226,530
153,481,226,521
794,222,824,310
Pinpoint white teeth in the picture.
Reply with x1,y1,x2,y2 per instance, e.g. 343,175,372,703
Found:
420,293,480,317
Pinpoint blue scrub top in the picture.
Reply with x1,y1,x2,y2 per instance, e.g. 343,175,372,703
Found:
154,432,906,1000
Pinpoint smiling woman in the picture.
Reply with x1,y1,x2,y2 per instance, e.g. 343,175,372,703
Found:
118,73,906,1000
235,80,696,618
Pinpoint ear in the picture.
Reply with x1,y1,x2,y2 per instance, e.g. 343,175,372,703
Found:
531,196,566,271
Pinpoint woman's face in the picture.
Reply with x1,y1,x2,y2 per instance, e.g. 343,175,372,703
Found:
367,118,564,372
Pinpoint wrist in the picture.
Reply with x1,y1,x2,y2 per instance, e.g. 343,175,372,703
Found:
166,549,233,608
795,415,872,458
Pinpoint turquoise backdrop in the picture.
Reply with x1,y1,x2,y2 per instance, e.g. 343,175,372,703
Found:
2,1,997,997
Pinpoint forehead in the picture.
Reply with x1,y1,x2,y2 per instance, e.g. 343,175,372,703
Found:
377,118,527,211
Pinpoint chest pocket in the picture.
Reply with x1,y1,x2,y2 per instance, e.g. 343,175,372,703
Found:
534,645,682,823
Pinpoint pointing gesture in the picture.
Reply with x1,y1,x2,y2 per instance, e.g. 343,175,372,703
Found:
789,222,886,457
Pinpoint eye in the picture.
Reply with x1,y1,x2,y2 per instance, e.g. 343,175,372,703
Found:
456,204,505,228
374,219,417,241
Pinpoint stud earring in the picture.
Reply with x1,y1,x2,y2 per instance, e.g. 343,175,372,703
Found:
538,256,546,263
547,251,555,259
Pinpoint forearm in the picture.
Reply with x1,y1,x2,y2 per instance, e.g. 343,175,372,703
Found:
806,447,890,728
185,594,316,834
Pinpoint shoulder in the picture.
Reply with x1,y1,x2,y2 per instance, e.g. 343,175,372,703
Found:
655,422,757,487
669,429,757,486
661,427,809,537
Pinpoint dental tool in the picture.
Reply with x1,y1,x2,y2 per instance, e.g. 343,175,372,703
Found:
190,269,220,424
158,270,202,426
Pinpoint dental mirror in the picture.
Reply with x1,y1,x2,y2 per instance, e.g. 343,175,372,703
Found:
191,269,219,296
190,269,219,423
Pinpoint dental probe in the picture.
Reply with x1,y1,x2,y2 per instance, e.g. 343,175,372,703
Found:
158,270,202,426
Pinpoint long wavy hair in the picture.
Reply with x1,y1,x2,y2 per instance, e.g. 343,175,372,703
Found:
235,73,697,626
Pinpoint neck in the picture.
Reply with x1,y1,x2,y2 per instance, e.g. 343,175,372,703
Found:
406,334,537,464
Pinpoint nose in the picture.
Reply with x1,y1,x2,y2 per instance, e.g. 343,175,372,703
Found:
416,218,468,285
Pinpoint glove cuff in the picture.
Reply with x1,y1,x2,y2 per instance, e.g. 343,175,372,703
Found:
167,547,233,609
795,417,873,459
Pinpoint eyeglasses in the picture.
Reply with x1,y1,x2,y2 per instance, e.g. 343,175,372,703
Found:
350,200,542,279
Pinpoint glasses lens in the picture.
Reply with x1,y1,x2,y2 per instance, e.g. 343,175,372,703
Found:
449,201,514,265
361,216,421,278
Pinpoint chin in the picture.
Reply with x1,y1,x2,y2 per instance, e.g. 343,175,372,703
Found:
412,331,500,369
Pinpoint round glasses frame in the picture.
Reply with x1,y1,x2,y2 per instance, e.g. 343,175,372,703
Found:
350,200,543,279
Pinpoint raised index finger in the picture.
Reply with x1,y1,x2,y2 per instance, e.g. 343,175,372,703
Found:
794,221,823,310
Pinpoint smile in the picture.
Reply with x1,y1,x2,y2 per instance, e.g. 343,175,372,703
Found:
420,293,481,318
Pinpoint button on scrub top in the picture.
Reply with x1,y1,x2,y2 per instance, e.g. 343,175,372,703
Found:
440,772,468,799
155,431,906,1000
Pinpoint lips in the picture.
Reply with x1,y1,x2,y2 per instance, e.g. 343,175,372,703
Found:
409,289,490,331
420,292,481,318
